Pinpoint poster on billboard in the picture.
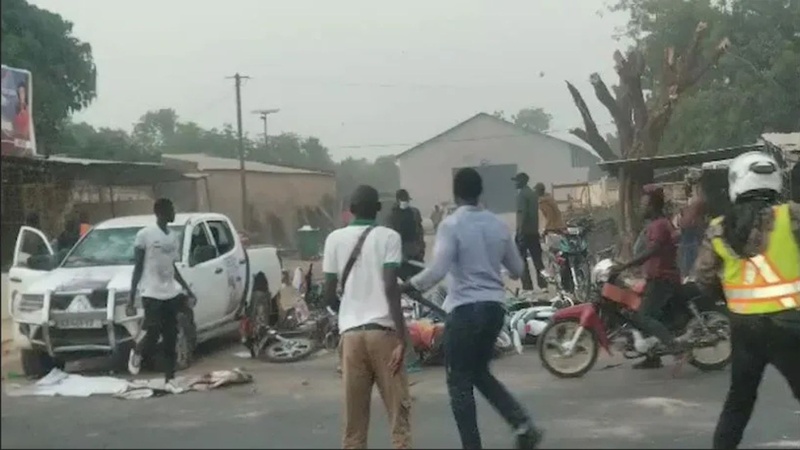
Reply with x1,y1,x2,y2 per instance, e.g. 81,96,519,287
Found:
1,65,37,157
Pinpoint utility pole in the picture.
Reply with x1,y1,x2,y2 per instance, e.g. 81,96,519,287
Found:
227,73,250,229
252,108,280,149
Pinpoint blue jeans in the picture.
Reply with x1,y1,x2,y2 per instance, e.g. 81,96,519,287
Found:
679,227,703,277
444,302,533,449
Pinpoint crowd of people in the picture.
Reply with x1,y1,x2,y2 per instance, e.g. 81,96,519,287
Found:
319,150,797,449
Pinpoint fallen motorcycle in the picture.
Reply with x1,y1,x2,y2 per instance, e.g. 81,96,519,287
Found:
405,286,521,365
239,272,320,363
538,258,731,378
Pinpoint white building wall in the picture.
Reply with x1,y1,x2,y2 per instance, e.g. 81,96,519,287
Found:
397,114,591,228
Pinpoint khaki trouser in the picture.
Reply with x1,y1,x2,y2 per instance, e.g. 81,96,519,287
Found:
341,330,412,449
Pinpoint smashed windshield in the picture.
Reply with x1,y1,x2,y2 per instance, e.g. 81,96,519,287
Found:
61,226,184,268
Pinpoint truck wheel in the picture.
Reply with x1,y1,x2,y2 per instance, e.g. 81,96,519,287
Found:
21,349,62,378
175,309,197,371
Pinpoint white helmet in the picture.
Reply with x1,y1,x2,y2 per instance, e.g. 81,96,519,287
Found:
727,151,782,202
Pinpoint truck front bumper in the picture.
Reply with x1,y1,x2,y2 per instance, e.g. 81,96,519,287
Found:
13,290,143,357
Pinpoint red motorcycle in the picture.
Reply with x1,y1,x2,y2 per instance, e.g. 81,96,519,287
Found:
537,259,732,378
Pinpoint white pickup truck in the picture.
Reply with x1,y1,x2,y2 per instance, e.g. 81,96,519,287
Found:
8,212,283,377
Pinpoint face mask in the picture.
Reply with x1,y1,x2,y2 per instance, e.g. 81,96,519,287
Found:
399,201,409,209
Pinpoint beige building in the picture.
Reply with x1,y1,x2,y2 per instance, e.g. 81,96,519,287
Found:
162,154,336,246
396,113,600,228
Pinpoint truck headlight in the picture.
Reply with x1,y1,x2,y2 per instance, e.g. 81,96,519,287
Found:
18,294,44,312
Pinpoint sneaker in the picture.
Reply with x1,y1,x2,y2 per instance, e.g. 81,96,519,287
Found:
515,426,544,449
127,349,142,375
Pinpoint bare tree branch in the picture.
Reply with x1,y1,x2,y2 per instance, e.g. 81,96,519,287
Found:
565,81,618,161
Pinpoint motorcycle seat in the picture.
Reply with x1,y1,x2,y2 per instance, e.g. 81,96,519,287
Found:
602,283,642,311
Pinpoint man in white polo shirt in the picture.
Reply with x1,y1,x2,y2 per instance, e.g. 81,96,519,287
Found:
126,198,194,391
323,185,411,449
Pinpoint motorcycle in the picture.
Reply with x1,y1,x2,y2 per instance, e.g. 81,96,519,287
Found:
544,216,594,303
508,286,577,347
537,258,731,378
404,285,519,365
239,269,322,364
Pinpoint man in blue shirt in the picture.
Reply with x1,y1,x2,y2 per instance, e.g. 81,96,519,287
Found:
402,168,543,449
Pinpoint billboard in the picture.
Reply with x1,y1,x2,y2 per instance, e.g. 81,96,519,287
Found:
1,65,37,157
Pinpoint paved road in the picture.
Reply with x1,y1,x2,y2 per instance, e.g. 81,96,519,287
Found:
2,340,798,449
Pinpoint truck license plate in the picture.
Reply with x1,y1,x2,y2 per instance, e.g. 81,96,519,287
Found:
56,319,103,329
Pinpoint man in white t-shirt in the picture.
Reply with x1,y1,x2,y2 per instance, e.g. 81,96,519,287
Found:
323,185,411,449
126,199,194,389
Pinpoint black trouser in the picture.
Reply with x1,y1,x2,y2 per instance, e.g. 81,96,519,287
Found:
516,232,546,290
632,278,678,346
444,302,533,449
136,295,184,381
713,311,800,449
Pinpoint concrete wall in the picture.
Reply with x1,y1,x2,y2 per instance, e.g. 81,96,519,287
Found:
397,114,592,231
201,171,336,245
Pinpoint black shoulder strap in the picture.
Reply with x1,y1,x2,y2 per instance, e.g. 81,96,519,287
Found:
340,225,376,293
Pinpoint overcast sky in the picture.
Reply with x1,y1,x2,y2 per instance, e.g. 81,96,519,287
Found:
30,0,628,161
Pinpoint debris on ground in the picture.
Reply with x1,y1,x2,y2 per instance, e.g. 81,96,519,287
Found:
4,367,253,400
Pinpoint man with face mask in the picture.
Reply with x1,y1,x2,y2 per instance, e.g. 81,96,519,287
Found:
388,189,425,280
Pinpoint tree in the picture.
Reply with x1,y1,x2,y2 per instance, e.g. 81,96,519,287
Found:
491,107,552,132
511,107,552,132
1,0,97,152
566,20,729,256
611,0,800,155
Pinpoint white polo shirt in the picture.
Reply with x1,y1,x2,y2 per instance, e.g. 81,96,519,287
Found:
322,220,402,333
134,225,182,300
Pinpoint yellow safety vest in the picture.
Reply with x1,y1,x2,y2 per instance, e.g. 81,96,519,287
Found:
711,204,800,315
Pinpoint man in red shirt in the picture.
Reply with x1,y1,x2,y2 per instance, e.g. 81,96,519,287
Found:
612,185,685,369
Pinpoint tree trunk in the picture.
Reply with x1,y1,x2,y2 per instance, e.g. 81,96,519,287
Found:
617,166,653,259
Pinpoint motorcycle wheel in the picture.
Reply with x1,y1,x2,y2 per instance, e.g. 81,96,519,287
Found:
538,318,599,378
687,311,732,371
323,331,340,353
260,336,318,363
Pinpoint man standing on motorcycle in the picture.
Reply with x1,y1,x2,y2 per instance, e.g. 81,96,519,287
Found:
691,151,800,449
611,185,687,369
403,168,542,450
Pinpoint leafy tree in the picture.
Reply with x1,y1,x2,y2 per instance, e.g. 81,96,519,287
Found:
511,107,552,132
1,0,97,152
611,0,800,154
491,107,552,132
566,20,729,256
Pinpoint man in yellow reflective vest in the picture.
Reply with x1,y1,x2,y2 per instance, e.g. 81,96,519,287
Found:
692,151,800,449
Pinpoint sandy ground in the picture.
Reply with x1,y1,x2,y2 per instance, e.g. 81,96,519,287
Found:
1,337,799,449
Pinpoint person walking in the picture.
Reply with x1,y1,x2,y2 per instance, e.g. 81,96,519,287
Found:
126,198,195,392
404,168,542,449
512,173,547,292
387,189,425,279
691,152,800,449
323,185,412,449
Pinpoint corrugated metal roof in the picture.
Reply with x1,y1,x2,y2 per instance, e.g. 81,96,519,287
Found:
762,132,800,153
162,153,332,175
